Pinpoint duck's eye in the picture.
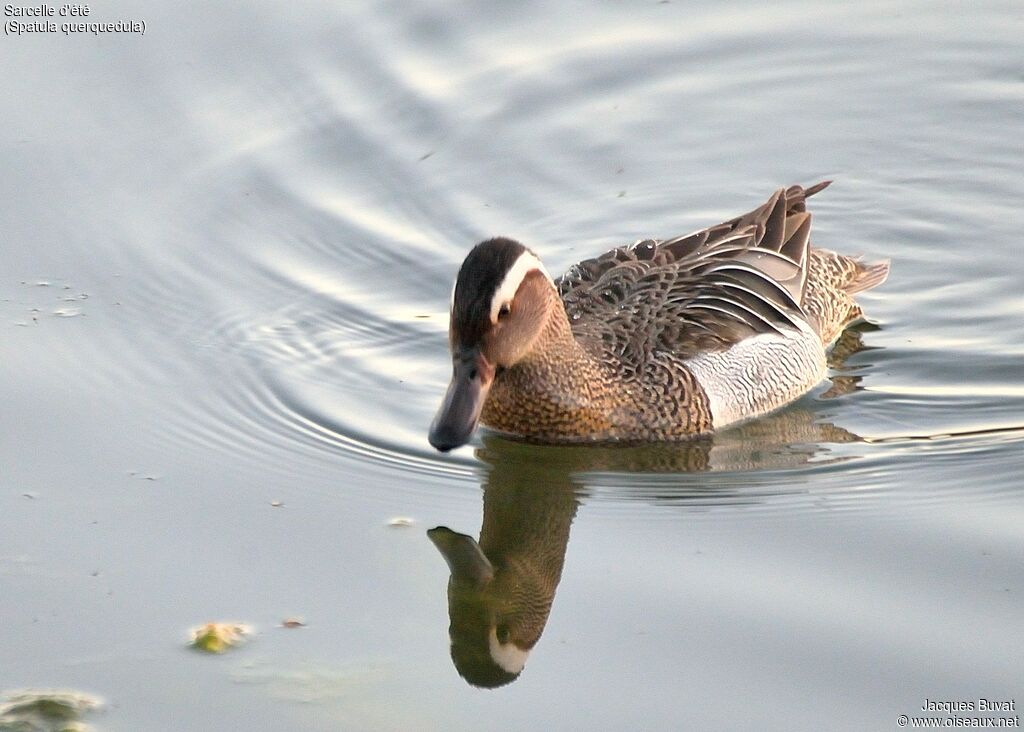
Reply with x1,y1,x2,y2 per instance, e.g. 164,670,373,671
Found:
495,623,510,644
497,303,511,320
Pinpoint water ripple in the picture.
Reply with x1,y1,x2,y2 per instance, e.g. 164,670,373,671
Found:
99,0,1024,517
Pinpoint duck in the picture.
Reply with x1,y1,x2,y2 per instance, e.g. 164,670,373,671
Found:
428,182,889,452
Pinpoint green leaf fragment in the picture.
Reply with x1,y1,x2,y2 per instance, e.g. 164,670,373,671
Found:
189,622,251,653
0,690,101,732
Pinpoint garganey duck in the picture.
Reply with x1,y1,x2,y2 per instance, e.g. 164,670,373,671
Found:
428,182,888,451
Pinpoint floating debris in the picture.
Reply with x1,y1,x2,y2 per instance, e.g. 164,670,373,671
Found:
0,688,103,731
386,517,415,528
52,308,83,318
280,617,306,629
188,622,252,654
270,500,284,507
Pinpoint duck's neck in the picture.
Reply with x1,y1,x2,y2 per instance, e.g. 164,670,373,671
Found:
523,296,582,365
482,299,621,440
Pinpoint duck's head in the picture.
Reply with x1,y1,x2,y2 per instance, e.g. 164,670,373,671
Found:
428,526,532,688
428,238,554,452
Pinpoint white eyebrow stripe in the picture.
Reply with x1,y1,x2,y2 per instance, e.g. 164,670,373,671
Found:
489,250,551,321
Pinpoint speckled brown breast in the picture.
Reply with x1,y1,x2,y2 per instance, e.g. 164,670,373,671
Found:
480,336,714,441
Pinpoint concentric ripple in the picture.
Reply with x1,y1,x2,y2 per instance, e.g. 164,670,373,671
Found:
90,0,1024,515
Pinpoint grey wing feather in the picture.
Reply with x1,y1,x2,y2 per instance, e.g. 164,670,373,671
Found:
555,183,828,363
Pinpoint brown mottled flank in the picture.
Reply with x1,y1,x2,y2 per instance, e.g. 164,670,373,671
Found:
477,182,888,441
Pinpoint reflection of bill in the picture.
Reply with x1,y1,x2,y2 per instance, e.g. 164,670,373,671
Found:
427,325,873,687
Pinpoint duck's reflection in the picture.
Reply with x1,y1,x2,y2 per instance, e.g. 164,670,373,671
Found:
428,325,876,687
428,462,577,688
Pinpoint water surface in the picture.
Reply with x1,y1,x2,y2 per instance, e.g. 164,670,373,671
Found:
2,1,1022,730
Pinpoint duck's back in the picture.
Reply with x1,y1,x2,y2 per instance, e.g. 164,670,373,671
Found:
554,182,889,432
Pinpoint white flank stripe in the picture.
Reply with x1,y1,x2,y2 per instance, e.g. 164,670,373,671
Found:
686,328,826,428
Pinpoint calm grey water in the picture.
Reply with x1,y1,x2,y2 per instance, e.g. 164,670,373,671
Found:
2,1,1022,730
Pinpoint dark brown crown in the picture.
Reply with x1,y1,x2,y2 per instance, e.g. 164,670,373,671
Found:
451,238,526,347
